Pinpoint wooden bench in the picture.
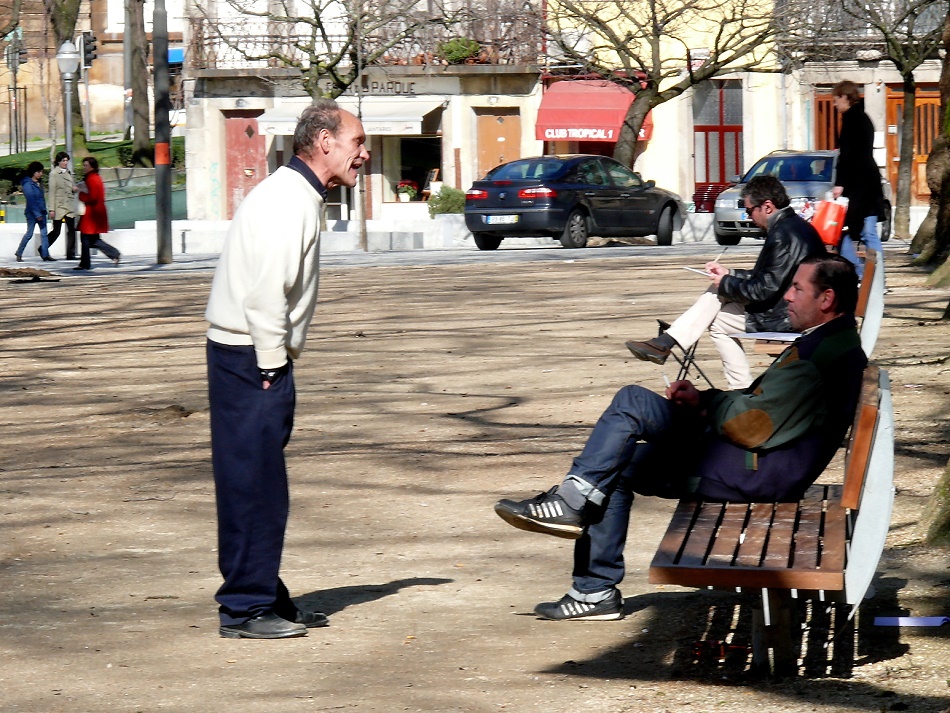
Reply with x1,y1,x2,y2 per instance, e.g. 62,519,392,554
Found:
742,249,883,359
648,365,894,674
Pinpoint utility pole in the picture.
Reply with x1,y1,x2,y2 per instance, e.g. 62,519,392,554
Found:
154,0,173,263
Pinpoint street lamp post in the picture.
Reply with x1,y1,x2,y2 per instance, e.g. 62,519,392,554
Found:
56,41,81,170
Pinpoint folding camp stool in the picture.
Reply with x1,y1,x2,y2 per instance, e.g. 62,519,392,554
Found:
656,319,716,388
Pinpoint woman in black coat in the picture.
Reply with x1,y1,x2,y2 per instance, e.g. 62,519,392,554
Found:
832,80,885,278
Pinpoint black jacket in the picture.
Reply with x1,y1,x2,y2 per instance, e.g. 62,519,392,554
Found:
717,206,826,332
836,100,886,235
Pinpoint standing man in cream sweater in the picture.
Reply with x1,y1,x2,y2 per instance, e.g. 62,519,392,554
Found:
205,99,368,639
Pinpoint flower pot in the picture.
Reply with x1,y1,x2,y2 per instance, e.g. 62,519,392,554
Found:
398,193,410,202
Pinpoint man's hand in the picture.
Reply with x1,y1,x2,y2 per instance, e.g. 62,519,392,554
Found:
666,379,701,408
832,186,844,199
705,262,728,288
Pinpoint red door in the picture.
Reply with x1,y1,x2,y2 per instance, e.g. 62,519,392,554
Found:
223,110,267,219
692,80,743,212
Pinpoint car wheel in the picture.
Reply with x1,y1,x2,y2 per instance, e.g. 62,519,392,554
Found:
656,205,674,246
559,209,589,248
472,233,502,251
714,231,741,246
880,201,892,242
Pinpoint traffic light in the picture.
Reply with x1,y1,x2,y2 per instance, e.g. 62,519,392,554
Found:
82,31,97,68
17,46,27,65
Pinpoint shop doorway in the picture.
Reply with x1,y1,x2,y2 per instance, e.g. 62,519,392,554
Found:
475,108,521,179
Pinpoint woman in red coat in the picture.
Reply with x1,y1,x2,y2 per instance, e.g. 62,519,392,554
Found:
75,156,121,270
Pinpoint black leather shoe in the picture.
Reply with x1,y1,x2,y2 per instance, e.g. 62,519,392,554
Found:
294,609,329,628
219,612,307,639
42,256,57,261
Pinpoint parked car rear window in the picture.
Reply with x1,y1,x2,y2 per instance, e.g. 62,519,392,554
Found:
488,159,565,181
744,156,833,183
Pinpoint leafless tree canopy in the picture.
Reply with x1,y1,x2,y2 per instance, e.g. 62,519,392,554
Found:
542,0,778,164
189,0,543,98
1,0,22,38
545,0,777,93
779,0,947,63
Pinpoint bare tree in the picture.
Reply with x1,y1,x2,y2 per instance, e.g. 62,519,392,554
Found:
45,0,87,156
782,0,946,242
544,0,779,167
1,0,22,37
189,0,457,100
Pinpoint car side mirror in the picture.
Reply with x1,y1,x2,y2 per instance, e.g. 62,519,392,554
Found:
644,180,656,189
731,175,741,183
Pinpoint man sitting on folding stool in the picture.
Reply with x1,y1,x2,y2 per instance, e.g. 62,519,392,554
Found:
625,176,825,389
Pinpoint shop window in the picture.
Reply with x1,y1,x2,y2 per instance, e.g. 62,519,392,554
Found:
382,136,442,202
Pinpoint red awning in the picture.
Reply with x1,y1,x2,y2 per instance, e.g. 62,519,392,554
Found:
535,80,653,143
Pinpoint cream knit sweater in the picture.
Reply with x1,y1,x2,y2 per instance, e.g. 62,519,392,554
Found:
205,165,324,369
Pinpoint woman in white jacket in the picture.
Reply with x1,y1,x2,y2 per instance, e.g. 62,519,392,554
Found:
47,152,77,259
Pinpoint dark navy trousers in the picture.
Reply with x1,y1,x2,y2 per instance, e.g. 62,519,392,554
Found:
207,340,300,626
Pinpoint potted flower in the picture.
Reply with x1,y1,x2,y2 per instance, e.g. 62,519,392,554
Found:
396,180,418,202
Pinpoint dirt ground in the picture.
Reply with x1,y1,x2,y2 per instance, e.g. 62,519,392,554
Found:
1,246,948,713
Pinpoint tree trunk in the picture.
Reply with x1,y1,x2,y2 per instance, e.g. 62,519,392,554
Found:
910,198,937,254
129,0,153,165
894,74,916,241
613,93,653,168
923,459,950,546
68,77,87,158
921,11,950,537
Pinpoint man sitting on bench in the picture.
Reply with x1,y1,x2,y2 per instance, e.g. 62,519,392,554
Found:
625,175,826,389
494,255,867,621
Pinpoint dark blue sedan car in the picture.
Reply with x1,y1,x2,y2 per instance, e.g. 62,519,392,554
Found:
464,154,686,250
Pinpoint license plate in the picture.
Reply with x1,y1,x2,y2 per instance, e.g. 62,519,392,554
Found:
486,215,519,225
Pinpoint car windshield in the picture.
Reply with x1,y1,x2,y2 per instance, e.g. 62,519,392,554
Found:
743,155,833,183
487,158,565,181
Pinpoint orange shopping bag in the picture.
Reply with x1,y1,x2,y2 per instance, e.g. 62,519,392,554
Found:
811,199,848,248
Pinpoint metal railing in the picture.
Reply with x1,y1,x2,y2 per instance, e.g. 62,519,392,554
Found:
188,14,543,70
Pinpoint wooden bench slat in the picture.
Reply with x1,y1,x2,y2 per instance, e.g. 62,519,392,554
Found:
735,502,775,567
791,486,827,570
819,497,848,573
705,502,750,566
677,501,725,567
648,563,845,590
649,500,701,570
762,502,799,568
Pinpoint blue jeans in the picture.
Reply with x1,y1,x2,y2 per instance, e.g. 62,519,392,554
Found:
839,215,881,279
565,386,706,594
16,214,49,258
